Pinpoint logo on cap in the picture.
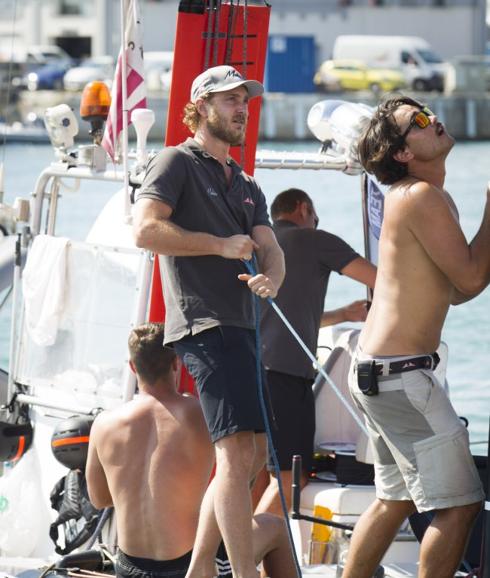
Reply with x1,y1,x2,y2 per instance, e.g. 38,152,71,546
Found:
225,69,244,81
190,65,264,103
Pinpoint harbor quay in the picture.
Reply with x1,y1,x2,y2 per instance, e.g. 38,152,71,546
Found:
14,89,490,142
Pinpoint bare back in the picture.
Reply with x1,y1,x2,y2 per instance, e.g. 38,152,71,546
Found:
360,179,459,355
90,392,214,559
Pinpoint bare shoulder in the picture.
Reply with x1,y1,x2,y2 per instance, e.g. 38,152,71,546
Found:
91,408,117,437
91,400,137,434
391,179,441,204
88,411,110,450
389,179,453,220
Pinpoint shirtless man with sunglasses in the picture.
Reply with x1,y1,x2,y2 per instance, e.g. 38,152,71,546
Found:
342,96,489,578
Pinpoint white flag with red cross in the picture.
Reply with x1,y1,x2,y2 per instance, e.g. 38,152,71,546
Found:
102,0,147,161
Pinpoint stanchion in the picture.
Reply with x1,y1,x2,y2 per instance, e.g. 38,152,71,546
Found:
289,453,353,532
291,454,302,520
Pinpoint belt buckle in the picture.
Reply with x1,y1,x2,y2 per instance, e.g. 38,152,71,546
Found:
432,352,440,370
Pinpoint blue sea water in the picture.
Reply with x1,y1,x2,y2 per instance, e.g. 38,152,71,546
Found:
0,140,488,453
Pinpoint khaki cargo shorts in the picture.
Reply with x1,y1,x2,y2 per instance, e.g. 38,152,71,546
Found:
348,352,484,512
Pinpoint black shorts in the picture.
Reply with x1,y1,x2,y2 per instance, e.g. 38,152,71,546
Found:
173,326,266,442
115,549,192,578
266,370,315,472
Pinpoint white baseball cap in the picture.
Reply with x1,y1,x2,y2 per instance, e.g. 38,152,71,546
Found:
190,65,264,103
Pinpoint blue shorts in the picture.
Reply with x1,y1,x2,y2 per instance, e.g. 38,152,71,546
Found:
265,370,315,472
173,326,266,442
115,549,192,578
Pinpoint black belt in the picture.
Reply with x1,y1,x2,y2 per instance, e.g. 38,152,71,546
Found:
365,352,440,376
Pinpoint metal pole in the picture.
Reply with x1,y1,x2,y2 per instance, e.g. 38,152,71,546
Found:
361,172,374,304
15,393,93,416
290,454,354,532
122,251,153,402
7,234,22,405
120,0,131,219
291,454,302,518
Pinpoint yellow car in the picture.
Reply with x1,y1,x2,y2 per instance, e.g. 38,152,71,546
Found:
314,59,406,92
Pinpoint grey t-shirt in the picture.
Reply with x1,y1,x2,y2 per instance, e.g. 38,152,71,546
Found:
260,220,359,379
136,138,271,343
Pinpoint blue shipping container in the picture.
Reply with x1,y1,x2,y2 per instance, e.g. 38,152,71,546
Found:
265,35,316,93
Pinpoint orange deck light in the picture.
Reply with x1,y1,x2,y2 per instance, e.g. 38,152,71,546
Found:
80,81,111,143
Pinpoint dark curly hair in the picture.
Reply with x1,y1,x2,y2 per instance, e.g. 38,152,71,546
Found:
358,96,424,185
182,95,213,134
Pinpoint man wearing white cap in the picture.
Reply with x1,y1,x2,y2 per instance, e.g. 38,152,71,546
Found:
133,65,285,578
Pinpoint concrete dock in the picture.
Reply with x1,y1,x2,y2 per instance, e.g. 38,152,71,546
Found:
14,89,490,142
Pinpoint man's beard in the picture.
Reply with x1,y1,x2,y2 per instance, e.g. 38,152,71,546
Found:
206,110,246,146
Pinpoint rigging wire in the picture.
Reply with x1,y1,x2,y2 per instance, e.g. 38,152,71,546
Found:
240,0,249,167
243,253,370,574
204,0,216,71
242,258,369,435
247,256,303,578
213,0,222,66
0,285,13,309
224,0,237,65
242,0,248,79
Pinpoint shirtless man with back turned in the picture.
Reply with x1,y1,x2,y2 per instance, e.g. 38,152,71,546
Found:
86,322,296,578
343,96,489,578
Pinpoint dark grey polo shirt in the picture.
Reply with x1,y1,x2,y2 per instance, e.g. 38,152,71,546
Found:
260,220,359,379
137,138,271,343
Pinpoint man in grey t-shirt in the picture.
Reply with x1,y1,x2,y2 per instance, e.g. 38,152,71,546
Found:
254,188,377,516
133,66,285,578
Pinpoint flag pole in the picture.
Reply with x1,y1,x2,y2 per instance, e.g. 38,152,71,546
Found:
120,0,130,220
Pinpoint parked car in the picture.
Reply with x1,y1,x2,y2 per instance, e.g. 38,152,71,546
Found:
314,59,406,93
333,35,448,92
1,44,72,67
63,56,114,91
25,45,72,65
24,61,73,91
2,44,73,91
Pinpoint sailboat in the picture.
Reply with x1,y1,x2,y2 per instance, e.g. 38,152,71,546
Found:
0,1,488,576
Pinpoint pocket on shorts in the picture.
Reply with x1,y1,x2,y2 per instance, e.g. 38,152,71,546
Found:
413,427,481,501
402,369,433,414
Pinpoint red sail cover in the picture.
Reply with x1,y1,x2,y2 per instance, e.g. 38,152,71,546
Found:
149,1,270,393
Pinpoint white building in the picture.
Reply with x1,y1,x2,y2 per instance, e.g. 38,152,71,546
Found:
0,0,487,63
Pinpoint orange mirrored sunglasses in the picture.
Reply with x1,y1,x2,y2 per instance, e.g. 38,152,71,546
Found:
400,106,433,140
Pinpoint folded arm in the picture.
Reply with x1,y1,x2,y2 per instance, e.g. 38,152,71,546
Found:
237,225,285,299
133,198,258,259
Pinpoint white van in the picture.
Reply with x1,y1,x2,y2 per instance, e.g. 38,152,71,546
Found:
333,35,448,92
144,51,173,93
